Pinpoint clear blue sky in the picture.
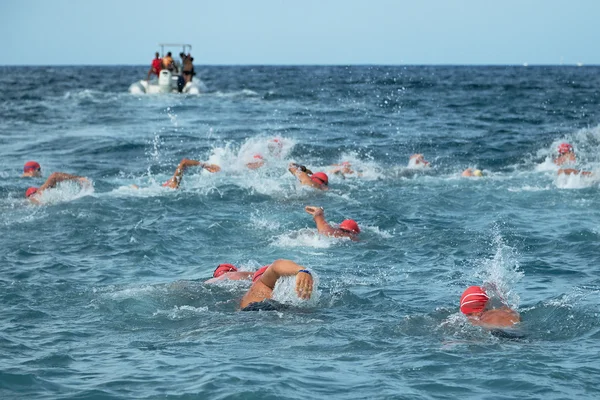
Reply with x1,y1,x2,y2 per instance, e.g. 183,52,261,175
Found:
2,0,598,65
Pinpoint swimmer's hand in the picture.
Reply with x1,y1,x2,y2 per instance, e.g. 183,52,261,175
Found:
289,163,312,174
202,163,221,173
305,205,324,217
295,270,313,300
78,177,91,187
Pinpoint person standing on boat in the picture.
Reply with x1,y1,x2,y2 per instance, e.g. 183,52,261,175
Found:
182,54,195,84
147,52,162,81
162,52,178,73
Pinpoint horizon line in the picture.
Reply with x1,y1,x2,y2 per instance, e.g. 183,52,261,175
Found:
0,63,596,67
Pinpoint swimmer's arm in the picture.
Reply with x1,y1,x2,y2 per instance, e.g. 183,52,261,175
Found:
165,158,220,189
39,172,86,192
261,259,313,299
305,206,335,235
260,259,305,289
289,163,318,187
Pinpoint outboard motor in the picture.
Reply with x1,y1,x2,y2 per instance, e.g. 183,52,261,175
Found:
158,70,172,93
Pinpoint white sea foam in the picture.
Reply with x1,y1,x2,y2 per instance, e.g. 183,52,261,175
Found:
271,229,342,248
272,273,320,307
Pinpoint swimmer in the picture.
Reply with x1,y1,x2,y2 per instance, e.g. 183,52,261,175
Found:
268,138,284,157
557,168,593,176
25,172,90,204
462,168,484,177
288,162,328,191
408,154,430,168
460,286,520,329
204,264,254,284
554,143,576,166
329,161,361,178
22,161,42,178
246,154,265,170
240,259,313,310
304,206,360,240
163,158,220,189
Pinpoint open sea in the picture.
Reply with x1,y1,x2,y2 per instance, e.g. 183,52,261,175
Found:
1,64,600,399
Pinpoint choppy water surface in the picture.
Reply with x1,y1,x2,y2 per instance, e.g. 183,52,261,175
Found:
1,65,600,399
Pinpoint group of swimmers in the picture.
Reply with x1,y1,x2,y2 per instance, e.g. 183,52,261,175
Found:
17,140,584,324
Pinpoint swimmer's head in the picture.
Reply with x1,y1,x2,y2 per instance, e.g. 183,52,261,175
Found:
25,187,38,198
23,161,41,177
310,172,329,186
253,154,263,160
213,264,238,278
558,143,574,155
268,138,283,155
252,265,269,283
473,169,483,177
339,219,360,235
460,286,489,315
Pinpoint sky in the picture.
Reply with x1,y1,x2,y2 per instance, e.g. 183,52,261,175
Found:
1,0,598,65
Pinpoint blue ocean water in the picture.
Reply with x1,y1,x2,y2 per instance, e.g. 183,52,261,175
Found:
1,65,600,399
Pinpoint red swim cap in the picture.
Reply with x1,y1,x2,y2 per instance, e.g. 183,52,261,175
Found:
24,161,41,172
252,265,269,282
558,143,573,155
25,187,39,198
213,263,238,278
339,219,360,234
253,154,264,160
460,286,489,315
310,172,328,186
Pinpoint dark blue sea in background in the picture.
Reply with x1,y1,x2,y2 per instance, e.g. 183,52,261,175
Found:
1,65,600,399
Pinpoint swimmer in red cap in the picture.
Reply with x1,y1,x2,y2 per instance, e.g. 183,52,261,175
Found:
461,168,483,177
554,143,576,166
460,285,520,328
25,172,90,204
240,259,313,310
22,161,42,178
305,206,360,240
288,162,328,191
408,154,430,168
246,154,265,170
163,158,220,189
204,263,254,284
329,161,362,178
268,138,283,157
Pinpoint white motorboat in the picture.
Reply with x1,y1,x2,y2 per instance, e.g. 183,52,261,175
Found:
129,43,207,95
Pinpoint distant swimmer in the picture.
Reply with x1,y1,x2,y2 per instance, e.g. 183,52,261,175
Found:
460,285,520,329
240,259,313,310
557,168,593,176
288,162,328,191
204,264,254,284
25,172,90,204
268,138,283,157
408,154,430,168
22,161,42,178
554,143,576,166
462,168,484,177
329,161,362,178
163,158,220,189
246,154,265,170
305,206,360,240
147,52,162,81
